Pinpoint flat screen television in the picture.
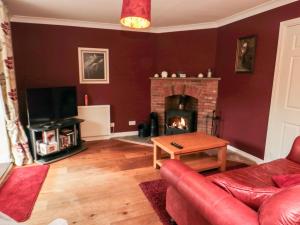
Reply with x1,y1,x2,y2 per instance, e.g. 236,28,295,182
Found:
26,86,78,124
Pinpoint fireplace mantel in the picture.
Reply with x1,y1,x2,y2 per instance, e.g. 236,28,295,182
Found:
150,77,220,134
149,77,221,81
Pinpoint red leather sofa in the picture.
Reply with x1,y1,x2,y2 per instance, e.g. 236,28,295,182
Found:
160,137,300,225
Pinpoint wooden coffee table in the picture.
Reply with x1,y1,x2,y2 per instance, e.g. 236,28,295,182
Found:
151,132,229,172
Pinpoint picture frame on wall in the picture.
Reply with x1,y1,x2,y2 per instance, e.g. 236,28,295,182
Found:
78,47,109,84
235,35,257,73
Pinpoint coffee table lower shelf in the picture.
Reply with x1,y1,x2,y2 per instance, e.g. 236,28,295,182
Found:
156,156,222,172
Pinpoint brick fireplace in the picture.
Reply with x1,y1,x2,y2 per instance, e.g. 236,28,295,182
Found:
150,78,220,135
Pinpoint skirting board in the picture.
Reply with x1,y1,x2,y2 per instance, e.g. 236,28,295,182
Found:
82,131,138,141
82,132,264,164
228,145,264,164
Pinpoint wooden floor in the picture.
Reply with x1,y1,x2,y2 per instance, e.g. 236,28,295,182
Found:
25,139,253,225
26,140,162,225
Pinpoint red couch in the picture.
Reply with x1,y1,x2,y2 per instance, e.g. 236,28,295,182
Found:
160,137,300,225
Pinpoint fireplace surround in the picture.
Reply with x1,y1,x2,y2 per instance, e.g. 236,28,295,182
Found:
150,77,220,135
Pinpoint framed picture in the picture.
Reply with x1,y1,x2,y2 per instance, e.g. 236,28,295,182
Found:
235,35,257,73
78,47,109,84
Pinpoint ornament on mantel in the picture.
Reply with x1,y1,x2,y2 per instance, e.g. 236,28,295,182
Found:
171,73,177,78
207,69,212,78
198,73,204,78
161,71,168,78
154,73,159,78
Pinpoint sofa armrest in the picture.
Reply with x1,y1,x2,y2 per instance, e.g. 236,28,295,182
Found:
287,136,300,164
161,160,259,225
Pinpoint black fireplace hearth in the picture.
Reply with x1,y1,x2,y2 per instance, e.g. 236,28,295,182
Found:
164,95,197,135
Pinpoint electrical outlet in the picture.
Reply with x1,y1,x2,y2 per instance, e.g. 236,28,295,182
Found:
110,122,115,128
129,121,136,126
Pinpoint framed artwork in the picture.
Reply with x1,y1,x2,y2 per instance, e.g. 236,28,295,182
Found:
78,47,109,84
235,35,257,73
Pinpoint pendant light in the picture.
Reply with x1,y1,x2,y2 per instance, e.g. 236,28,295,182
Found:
120,0,151,29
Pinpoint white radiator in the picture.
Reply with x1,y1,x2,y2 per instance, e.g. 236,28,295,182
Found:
77,105,111,140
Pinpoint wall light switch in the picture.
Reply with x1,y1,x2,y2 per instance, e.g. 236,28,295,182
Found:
129,121,136,126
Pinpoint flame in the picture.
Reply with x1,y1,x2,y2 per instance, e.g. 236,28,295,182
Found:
170,117,188,130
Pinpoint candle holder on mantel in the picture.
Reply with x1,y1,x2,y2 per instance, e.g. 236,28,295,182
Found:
161,71,168,78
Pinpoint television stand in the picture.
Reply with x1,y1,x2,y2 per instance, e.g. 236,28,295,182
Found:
27,118,87,164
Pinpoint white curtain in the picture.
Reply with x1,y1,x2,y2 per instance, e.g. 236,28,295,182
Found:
0,86,10,163
0,1,32,166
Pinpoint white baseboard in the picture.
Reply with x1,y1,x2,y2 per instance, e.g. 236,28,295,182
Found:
110,131,138,138
81,136,111,141
228,145,264,164
82,131,138,141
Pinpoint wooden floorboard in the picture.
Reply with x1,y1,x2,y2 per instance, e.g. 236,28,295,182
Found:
25,139,252,225
26,140,162,225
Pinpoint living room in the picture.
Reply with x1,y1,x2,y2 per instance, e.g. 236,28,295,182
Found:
1,0,300,224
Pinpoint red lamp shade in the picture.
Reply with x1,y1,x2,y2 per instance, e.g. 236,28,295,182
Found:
120,0,151,29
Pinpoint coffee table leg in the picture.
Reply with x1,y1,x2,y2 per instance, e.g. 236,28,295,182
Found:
153,144,162,169
218,146,227,171
171,153,180,160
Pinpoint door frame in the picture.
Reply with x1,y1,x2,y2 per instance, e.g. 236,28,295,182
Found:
265,17,300,161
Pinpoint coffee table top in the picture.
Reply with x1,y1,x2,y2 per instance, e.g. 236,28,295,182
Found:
151,132,229,155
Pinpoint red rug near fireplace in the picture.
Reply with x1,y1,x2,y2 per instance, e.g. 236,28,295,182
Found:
140,163,248,225
0,165,49,222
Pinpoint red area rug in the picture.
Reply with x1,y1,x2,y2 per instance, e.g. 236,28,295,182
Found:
139,163,248,225
0,165,49,222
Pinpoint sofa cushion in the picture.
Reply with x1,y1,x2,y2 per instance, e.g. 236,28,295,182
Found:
208,159,300,188
272,174,300,188
259,185,300,225
212,177,279,210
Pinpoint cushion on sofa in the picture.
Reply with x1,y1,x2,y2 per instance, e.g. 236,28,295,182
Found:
272,174,300,188
208,158,300,188
212,177,279,210
259,185,300,225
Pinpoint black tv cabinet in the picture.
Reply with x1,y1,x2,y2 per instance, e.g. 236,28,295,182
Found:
27,118,87,164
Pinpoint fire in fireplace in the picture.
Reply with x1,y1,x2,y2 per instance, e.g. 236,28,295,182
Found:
169,116,188,130
165,95,197,135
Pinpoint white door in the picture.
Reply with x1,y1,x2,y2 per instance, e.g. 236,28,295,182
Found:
265,18,300,161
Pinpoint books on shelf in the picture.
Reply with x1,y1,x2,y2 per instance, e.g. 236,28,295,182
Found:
42,130,56,143
60,128,75,149
35,127,77,156
36,141,58,155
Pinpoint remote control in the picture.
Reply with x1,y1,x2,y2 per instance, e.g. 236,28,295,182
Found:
171,142,183,149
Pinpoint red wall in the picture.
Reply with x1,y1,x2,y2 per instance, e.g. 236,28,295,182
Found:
11,23,156,132
155,29,218,75
11,1,300,158
215,1,300,158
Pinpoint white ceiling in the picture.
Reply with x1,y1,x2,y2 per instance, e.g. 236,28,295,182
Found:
4,0,292,27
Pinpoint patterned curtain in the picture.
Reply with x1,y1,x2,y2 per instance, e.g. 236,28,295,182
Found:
0,2,32,166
